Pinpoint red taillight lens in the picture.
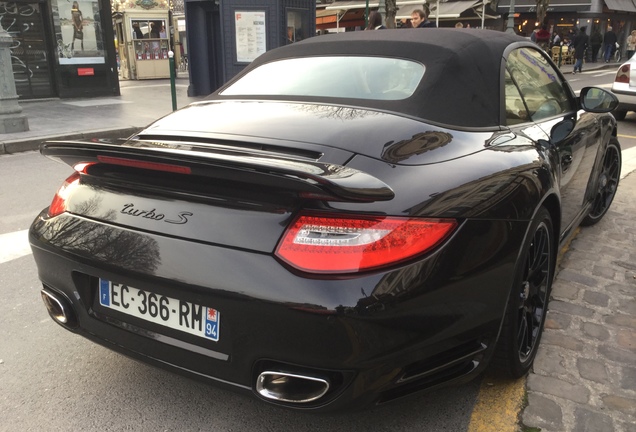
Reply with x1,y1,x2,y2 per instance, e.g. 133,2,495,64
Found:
615,65,630,84
97,155,191,174
47,172,81,217
275,213,457,274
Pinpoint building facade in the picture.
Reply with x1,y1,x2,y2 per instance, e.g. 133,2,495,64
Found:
496,0,636,57
1,0,119,99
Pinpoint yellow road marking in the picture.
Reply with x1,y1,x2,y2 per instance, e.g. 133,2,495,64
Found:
618,134,636,139
467,373,526,432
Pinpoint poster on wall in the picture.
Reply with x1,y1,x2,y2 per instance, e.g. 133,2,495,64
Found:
53,0,105,65
235,11,266,63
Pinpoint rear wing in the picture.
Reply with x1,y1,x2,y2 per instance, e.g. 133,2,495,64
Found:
41,140,394,203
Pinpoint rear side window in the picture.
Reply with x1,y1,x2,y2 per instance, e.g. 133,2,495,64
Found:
220,56,425,101
505,48,573,123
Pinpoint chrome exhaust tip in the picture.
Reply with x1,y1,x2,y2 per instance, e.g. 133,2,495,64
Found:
256,371,330,404
41,288,78,328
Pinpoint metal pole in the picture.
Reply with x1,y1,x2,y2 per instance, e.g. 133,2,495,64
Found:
0,21,29,133
365,0,369,27
506,0,516,34
378,0,385,23
168,50,177,111
481,0,486,29
436,0,439,28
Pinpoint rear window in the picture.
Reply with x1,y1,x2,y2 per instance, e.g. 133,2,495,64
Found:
220,56,425,101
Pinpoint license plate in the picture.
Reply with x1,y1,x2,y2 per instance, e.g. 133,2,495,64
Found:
99,279,219,342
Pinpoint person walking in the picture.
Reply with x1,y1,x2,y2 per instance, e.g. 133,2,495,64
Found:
571,26,589,74
590,28,603,62
410,7,436,28
627,30,636,60
603,26,618,63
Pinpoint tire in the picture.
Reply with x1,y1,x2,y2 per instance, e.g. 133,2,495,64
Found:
494,207,554,378
581,139,622,226
613,110,627,121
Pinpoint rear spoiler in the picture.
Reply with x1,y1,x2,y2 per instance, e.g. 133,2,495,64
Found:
41,140,395,203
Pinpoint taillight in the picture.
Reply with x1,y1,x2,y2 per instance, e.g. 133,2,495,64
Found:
615,64,630,84
97,155,191,174
47,172,81,217
275,213,457,274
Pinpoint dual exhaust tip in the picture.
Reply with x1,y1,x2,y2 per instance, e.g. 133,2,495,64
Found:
256,371,330,404
41,287,330,404
41,287,78,328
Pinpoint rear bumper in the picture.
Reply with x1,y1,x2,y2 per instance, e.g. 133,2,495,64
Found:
611,85,636,111
29,211,528,411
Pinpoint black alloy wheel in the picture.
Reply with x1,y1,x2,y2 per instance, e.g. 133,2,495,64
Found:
582,139,621,226
516,218,551,365
494,207,554,378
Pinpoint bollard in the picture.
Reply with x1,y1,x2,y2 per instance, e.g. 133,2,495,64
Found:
168,50,177,112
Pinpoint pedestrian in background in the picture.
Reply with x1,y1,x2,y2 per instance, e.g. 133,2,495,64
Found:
590,28,602,62
571,26,589,74
534,25,551,50
603,26,618,63
365,11,386,30
410,7,436,28
627,30,636,60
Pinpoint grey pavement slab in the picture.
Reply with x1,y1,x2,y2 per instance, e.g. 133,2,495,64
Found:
0,77,206,154
522,170,636,432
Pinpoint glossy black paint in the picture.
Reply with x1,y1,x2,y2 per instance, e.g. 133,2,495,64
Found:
30,30,620,412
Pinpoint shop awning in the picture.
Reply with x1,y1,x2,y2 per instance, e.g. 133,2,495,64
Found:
325,0,428,11
430,0,483,18
316,8,367,29
604,0,636,12
396,4,425,19
496,0,592,12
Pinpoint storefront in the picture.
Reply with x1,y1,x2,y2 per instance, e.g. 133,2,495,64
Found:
113,7,171,80
496,0,636,50
1,0,119,99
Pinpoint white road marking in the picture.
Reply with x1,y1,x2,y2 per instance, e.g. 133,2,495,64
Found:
0,230,31,264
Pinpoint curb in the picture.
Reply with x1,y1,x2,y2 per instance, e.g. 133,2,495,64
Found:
560,62,620,75
0,127,141,155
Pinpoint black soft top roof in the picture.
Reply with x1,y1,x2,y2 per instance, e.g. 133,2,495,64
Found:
213,29,534,128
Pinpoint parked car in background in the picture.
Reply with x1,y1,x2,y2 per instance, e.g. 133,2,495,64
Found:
31,29,621,412
611,54,636,120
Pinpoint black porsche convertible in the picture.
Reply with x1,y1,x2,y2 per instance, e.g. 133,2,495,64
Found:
30,29,621,411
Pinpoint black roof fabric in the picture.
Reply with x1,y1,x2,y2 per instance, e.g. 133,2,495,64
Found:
214,29,533,128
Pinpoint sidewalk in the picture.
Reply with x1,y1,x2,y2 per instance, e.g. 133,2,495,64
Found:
0,74,205,155
1,64,635,432
522,166,636,432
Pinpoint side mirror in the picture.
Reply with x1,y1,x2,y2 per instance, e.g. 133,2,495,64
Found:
579,87,619,113
550,118,575,143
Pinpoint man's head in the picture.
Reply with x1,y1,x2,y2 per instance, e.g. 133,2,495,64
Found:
608,26,613,32
410,9,426,27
